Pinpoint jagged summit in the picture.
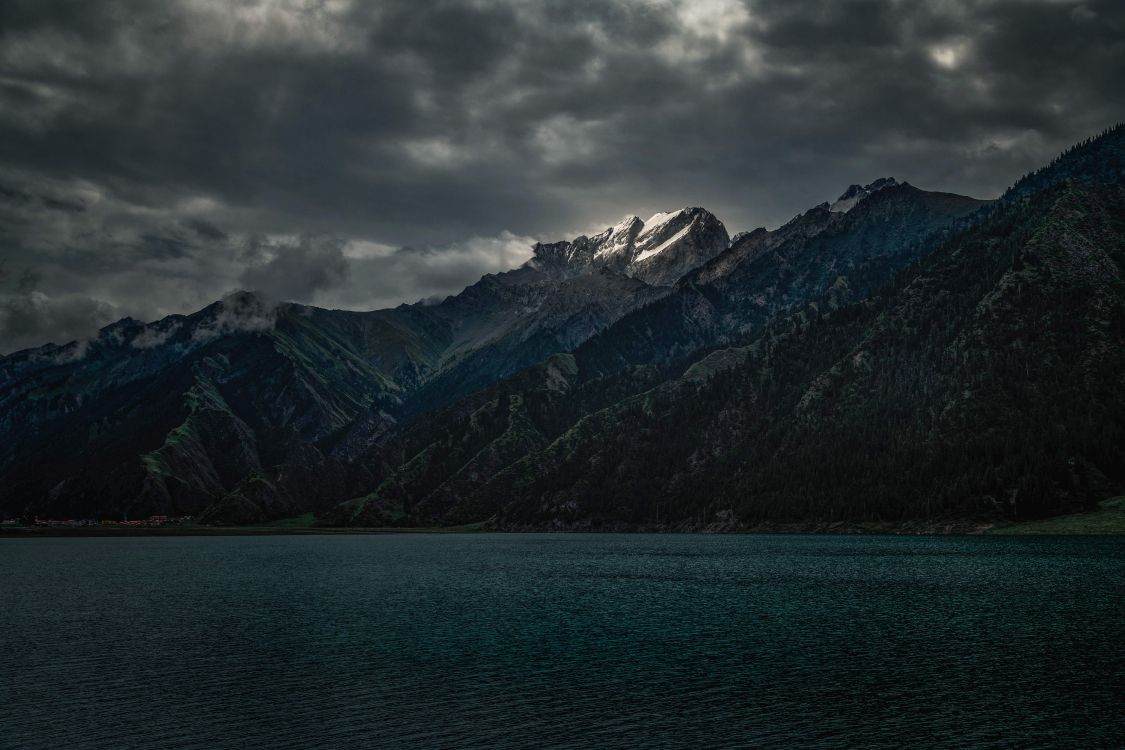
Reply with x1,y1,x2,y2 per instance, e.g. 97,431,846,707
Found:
528,206,729,286
591,215,644,263
830,177,899,213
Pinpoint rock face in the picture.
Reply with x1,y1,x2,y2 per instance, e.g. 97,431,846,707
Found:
629,208,731,286
528,215,644,272
830,177,899,212
398,267,665,414
527,207,730,286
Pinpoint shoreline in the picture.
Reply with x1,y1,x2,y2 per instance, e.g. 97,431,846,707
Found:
4,498,1122,538
1,523,1117,538
0,526,401,537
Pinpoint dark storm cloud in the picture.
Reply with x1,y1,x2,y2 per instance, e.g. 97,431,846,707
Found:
240,235,350,301
1,0,1123,352
0,262,119,354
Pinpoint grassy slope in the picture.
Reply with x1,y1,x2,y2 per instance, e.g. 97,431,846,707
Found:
989,497,1125,535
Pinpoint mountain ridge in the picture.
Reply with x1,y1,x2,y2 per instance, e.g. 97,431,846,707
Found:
3,127,1121,527
323,125,1125,530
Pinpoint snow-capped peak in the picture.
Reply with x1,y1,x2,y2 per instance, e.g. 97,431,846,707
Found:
634,224,691,263
593,215,643,259
639,209,684,236
614,214,643,232
528,206,728,286
830,177,898,213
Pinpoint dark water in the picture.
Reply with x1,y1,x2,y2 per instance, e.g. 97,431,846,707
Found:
1,534,1123,749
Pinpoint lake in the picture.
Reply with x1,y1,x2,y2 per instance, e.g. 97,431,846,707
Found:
1,534,1122,749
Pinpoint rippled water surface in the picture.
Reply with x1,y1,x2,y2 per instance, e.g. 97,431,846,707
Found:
1,534,1123,749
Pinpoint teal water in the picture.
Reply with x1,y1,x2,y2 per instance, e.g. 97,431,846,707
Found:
1,534,1122,749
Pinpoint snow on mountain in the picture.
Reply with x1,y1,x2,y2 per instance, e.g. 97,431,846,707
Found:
634,224,691,263
528,207,729,286
592,215,644,261
636,210,682,240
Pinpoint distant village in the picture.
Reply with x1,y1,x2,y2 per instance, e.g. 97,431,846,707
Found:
1,515,195,528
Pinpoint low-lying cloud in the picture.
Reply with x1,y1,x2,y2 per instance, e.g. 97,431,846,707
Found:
336,232,537,310
0,289,118,354
240,235,350,303
190,291,282,343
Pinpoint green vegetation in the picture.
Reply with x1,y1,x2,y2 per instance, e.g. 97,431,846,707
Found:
990,497,1125,535
260,513,318,528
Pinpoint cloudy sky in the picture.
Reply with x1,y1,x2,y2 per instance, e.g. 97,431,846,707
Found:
1,0,1123,353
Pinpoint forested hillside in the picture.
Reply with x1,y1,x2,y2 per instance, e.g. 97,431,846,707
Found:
332,126,1125,530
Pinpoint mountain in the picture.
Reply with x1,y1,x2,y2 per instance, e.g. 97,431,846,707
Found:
392,207,729,411
829,177,899,213
328,125,1125,531
0,294,424,521
1003,124,1125,201
5,125,1121,529
569,179,989,382
394,266,663,415
320,182,993,528
0,210,727,522
528,207,730,286
485,179,1125,530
